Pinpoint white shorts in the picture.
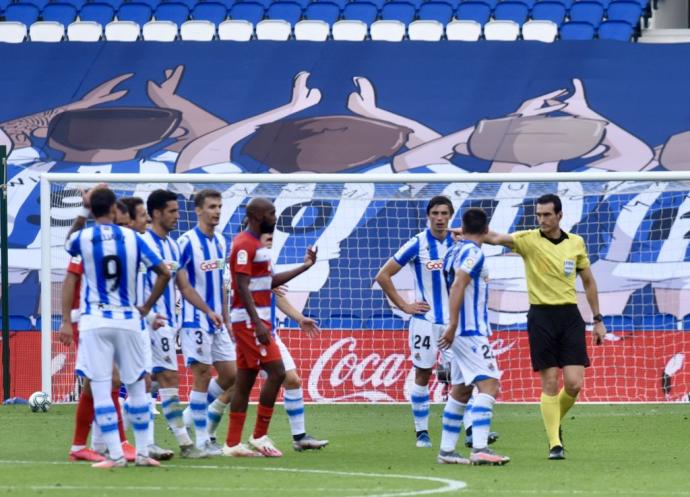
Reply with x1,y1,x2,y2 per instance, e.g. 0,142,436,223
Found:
408,318,444,369
181,327,236,366
75,326,147,385
150,325,179,373
275,334,296,372
449,334,501,386
141,327,153,373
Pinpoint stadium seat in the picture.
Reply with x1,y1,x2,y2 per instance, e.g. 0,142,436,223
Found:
244,0,273,8
117,3,153,25
294,19,329,39
331,18,367,39
370,19,405,40
401,0,426,9
104,20,141,40
417,2,454,24
42,3,79,26
18,0,50,11
192,2,228,24
218,18,253,38
597,19,633,39
67,20,103,40
545,0,573,8
4,4,40,25
142,18,178,39
29,21,65,41
154,2,190,26
209,0,238,9
483,19,519,39
180,18,215,38
408,19,443,39
266,1,303,24
455,2,491,25
317,0,348,10
163,0,197,9
97,0,126,10
606,1,642,26
380,2,416,25
255,18,291,38
435,0,461,8
134,0,162,9
80,3,116,26
568,1,604,27
342,2,378,25
522,18,557,40
230,2,265,24
0,0,12,10
577,0,610,7
445,18,481,39
530,1,565,25
460,0,497,9
493,1,529,25
304,2,340,24
289,0,312,9
0,21,28,42
364,0,387,10
559,20,595,38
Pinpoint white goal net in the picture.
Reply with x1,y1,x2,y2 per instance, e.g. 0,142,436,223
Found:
40,172,690,403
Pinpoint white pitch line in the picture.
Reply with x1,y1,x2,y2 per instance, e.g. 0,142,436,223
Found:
0,460,467,497
0,486,409,493
475,488,690,496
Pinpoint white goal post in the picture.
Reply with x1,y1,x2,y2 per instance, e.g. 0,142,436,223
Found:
39,171,690,403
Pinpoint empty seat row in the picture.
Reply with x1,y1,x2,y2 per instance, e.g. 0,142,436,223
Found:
1,0,643,28
0,16,636,41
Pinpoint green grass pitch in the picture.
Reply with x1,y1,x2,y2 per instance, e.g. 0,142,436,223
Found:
0,403,687,497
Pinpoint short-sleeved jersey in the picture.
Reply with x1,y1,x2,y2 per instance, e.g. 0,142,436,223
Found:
393,229,454,325
229,231,273,324
65,224,162,328
178,226,226,333
67,256,84,311
511,229,590,305
139,229,181,330
444,240,491,337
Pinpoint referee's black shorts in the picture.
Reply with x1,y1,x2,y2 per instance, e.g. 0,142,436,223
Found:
526,304,590,372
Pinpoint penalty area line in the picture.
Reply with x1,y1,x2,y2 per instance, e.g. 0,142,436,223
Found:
0,460,467,497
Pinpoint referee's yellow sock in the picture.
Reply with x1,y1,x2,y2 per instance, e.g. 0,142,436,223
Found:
558,388,577,419
540,393,562,449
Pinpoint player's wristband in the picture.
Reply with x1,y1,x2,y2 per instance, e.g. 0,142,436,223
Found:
592,314,604,323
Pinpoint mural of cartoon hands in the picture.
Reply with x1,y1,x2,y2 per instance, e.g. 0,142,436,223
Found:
290,71,322,112
514,88,568,117
347,76,378,117
147,65,185,108
68,73,133,111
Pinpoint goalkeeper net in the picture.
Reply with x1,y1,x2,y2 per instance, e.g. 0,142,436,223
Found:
40,172,690,403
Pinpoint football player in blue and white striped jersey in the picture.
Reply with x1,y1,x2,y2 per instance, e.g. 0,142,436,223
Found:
375,196,455,449
60,187,171,469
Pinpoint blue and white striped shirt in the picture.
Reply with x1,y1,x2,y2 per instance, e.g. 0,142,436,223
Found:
178,226,227,333
444,240,491,337
393,229,454,325
65,224,162,327
139,229,181,330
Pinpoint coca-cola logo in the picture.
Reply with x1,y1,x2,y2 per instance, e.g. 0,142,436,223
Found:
425,260,444,271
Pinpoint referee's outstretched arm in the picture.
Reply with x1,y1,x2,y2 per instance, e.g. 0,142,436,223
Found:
482,230,514,249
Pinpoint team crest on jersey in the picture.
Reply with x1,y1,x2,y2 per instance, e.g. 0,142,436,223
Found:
200,258,225,271
463,257,476,270
425,260,444,271
237,250,248,265
165,261,179,272
564,259,575,276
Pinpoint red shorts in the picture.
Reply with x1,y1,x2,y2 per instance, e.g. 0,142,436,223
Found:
231,321,282,370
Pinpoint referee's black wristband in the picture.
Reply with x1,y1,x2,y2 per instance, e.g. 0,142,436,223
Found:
592,314,604,323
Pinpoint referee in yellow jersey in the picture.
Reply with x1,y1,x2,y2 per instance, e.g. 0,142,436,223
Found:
482,193,606,460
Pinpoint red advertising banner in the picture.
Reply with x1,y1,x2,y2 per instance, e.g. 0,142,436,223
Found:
2,330,689,403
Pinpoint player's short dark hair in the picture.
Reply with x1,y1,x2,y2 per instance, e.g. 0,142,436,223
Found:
536,194,562,214
147,189,178,217
426,195,454,216
90,188,117,218
194,189,221,208
462,208,488,235
120,196,144,219
115,200,128,215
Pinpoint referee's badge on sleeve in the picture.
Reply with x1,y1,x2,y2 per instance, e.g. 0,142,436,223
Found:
564,259,575,276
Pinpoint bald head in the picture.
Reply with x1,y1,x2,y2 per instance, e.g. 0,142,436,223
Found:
245,197,277,235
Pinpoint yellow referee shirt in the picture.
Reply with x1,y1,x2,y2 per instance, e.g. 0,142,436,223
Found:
511,229,590,305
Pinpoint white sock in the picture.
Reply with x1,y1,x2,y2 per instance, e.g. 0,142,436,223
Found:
464,395,474,434
207,377,224,404
471,393,496,450
440,397,466,453
284,387,306,436
159,388,193,447
91,380,123,460
125,380,150,457
207,399,227,439
410,384,430,432
122,397,131,432
146,397,156,447
189,390,209,448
